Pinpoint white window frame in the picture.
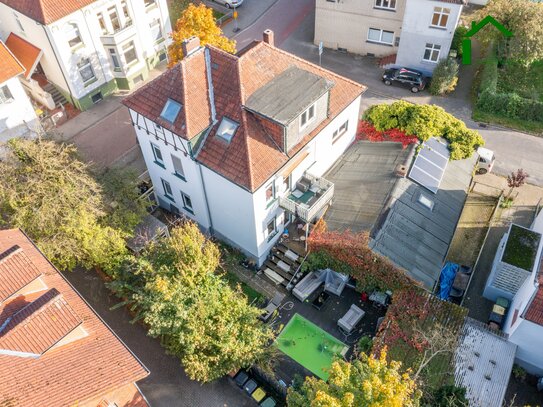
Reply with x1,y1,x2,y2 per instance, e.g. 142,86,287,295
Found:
265,182,275,205
423,43,441,63
265,217,277,240
144,0,156,8
122,41,138,66
151,143,164,166
181,191,193,213
65,23,82,49
300,103,316,129
374,0,396,10
171,154,185,180
368,28,394,45
108,6,121,32
431,7,450,29
150,18,162,42
77,57,95,83
332,120,349,144
161,178,173,200
0,85,14,104
109,48,121,71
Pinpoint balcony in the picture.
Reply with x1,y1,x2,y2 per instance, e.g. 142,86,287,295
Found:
279,172,334,223
100,20,135,46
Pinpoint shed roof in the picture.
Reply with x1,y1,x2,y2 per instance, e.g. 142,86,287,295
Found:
0,41,24,84
454,318,516,407
245,66,333,125
5,33,42,79
370,142,477,289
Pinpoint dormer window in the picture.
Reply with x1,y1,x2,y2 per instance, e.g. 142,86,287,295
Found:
300,103,316,129
216,117,239,143
160,98,182,123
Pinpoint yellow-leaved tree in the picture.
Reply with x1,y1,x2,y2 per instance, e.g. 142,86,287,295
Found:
287,349,420,407
168,3,236,66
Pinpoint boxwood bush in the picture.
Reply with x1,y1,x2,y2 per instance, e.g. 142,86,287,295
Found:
364,101,484,160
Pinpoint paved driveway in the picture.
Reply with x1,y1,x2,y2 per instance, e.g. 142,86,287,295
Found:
280,9,543,187
324,141,409,232
62,268,256,407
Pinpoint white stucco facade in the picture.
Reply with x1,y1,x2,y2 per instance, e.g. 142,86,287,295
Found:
0,0,172,110
127,94,361,265
314,0,463,75
0,75,39,143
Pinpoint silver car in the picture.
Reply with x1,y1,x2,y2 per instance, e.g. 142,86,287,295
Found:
212,0,244,8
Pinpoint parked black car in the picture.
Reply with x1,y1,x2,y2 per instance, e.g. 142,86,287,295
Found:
382,67,427,93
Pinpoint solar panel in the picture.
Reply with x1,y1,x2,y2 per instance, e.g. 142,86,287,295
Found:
408,139,450,194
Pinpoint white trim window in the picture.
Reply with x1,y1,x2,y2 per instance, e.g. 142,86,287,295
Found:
151,143,164,166
181,192,193,214
171,154,185,180
144,0,156,7
109,48,121,71
65,23,82,48
161,178,174,200
332,120,349,144
368,28,394,45
265,182,275,206
77,58,95,83
122,41,138,66
0,85,14,104
431,7,450,28
150,18,162,42
300,103,316,129
423,43,441,62
266,217,277,241
375,0,396,10
108,6,121,32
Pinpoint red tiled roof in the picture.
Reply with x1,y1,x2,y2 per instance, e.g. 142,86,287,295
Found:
0,288,82,356
5,33,42,79
0,41,24,84
525,286,543,326
0,229,149,407
123,41,366,192
0,245,41,302
0,0,97,25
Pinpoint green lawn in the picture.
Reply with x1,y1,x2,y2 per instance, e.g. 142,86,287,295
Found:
497,60,543,102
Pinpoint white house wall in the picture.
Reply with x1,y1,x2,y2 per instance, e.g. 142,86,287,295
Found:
508,320,543,375
128,108,212,230
0,4,71,94
395,0,462,75
0,76,39,142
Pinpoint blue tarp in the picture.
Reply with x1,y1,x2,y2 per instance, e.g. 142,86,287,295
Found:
438,261,459,299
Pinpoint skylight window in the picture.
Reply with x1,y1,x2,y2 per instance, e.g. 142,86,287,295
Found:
160,99,182,123
216,117,239,143
418,194,435,210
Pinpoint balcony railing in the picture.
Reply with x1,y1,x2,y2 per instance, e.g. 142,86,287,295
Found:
100,21,135,46
279,172,334,223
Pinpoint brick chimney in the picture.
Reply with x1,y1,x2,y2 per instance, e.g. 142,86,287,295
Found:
182,36,201,57
263,29,274,47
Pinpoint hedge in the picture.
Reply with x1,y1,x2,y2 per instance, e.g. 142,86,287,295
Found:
364,101,484,160
475,55,543,123
429,58,459,96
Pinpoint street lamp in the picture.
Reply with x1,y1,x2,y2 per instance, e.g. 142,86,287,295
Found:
233,5,240,33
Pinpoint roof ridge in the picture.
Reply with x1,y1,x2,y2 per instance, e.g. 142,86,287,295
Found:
255,42,365,90
206,44,239,61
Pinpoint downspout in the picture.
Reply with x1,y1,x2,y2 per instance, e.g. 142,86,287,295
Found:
41,24,75,106
195,47,218,235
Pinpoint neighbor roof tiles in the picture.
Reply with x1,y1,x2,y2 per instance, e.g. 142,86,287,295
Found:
0,0,97,25
5,33,42,79
0,229,149,407
0,41,24,84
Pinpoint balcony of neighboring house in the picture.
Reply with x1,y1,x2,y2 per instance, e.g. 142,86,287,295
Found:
279,172,334,224
100,18,136,47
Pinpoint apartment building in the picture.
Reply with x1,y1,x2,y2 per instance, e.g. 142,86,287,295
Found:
123,32,366,266
0,0,172,110
315,0,465,74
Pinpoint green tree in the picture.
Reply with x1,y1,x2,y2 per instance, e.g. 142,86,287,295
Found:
110,223,272,382
477,0,543,65
287,350,420,407
0,138,130,271
429,59,459,96
168,3,236,66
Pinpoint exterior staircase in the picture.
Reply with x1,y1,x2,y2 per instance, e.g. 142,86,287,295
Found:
43,83,68,108
262,243,306,289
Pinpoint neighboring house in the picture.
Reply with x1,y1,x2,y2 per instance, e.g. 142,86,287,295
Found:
123,31,366,266
0,40,39,143
314,0,465,75
454,317,516,407
370,138,477,290
0,0,172,111
486,211,543,375
0,229,150,406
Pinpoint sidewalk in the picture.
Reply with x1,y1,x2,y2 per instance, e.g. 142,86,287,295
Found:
216,0,279,38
